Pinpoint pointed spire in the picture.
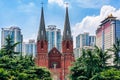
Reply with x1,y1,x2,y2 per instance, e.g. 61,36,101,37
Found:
63,4,72,41
37,6,47,41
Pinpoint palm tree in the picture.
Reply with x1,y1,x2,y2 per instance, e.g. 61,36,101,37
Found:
94,46,111,68
85,49,101,78
108,38,120,68
70,48,100,79
69,46,112,80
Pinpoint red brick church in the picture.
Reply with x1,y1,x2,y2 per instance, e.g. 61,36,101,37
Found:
35,5,74,80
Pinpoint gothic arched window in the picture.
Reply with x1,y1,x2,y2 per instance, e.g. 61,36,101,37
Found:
66,41,69,49
41,41,44,48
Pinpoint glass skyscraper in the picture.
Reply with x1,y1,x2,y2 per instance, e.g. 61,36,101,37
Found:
76,32,95,48
74,32,96,59
1,26,23,52
22,39,36,57
96,15,120,65
89,36,96,46
46,25,61,51
115,20,120,39
96,15,120,51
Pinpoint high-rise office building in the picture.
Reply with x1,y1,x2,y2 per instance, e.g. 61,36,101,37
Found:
96,14,120,65
89,36,96,46
74,32,96,59
74,46,94,58
76,32,96,48
96,14,120,50
46,25,61,51
1,26,23,52
22,39,36,57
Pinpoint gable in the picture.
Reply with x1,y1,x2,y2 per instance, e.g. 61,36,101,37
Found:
48,47,61,57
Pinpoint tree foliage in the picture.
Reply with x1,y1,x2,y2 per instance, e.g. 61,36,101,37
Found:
90,68,120,80
70,41,120,80
69,46,112,80
0,35,52,80
108,38,120,68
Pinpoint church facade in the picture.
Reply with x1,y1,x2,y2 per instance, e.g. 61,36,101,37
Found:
35,6,74,80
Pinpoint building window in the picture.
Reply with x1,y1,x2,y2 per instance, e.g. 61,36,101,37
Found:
41,41,44,48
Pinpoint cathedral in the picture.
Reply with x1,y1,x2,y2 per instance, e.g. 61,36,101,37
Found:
35,5,74,80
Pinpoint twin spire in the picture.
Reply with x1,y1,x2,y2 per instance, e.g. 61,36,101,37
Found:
62,6,72,41
37,5,72,41
37,6,47,41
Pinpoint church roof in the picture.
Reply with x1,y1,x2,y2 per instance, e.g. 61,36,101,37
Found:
48,47,62,56
37,6,47,41
62,6,72,41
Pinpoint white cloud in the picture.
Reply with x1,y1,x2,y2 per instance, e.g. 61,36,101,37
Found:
75,0,110,8
48,0,110,8
73,5,120,47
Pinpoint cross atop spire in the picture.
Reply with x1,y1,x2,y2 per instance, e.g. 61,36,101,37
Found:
62,3,72,41
37,5,47,41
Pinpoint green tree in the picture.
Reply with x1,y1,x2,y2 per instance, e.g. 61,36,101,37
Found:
0,68,10,80
0,35,52,80
70,49,99,80
69,57,87,80
2,35,20,58
69,46,111,80
90,68,120,80
94,46,111,68
108,38,120,68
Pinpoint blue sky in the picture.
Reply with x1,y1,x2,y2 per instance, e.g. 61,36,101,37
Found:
0,0,120,47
